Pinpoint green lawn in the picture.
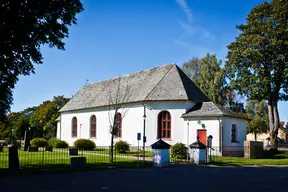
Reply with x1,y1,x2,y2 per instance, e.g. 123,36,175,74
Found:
209,151,288,166
93,148,153,157
0,147,150,170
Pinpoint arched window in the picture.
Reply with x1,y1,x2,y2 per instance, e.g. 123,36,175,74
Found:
115,113,122,138
231,124,237,142
157,111,171,139
72,117,77,138
90,115,96,138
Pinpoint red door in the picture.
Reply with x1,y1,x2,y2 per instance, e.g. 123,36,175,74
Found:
197,129,207,145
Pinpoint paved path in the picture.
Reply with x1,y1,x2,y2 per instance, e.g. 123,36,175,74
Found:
1,165,288,192
54,149,153,161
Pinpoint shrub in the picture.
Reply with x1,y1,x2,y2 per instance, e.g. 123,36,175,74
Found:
114,140,130,153
48,138,69,148
74,139,96,150
30,138,48,147
171,143,188,159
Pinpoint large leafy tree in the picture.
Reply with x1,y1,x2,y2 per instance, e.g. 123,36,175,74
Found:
0,118,9,139
246,100,269,140
0,107,36,139
225,0,288,150
0,0,84,121
182,53,229,106
2,112,21,141
182,53,245,113
30,96,69,138
14,107,37,139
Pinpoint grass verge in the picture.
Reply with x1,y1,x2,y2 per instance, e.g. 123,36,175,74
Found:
209,151,288,166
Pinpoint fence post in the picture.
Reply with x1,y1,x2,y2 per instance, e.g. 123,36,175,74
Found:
42,147,45,167
114,145,116,163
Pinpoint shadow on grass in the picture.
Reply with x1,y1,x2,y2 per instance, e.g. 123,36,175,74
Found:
0,161,154,177
207,161,242,166
262,151,288,159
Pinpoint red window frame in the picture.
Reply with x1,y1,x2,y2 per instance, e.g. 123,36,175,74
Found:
72,117,77,138
115,113,122,138
157,111,171,139
90,115,96,138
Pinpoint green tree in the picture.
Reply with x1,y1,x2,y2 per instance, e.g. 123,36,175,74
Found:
226,90,246,113
182,57,202,83
225,0,288,150
4,112,21,142
246,100,269,140
0,0,84,121
14,107,37,139
182,53,229,106
182,53,245,113
0,107,36,140
0,119,9,139
30,96,69,138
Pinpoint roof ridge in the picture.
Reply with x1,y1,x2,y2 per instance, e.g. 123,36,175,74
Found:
208,102,226,115
175,65,210,102
213,102,233,114
86,63,175,85
175,65,191,100
144,64,175,100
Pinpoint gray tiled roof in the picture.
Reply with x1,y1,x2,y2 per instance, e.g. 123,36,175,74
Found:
59,64,210,112
181,102,248,120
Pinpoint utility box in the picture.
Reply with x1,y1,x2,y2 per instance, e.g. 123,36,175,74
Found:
151,139,171,167
244,141,263,159
190,139,207,164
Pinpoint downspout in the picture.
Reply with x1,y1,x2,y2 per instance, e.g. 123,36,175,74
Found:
142,102,147,163
217,116,222,153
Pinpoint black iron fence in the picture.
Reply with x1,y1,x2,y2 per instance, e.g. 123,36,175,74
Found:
2,144,288,173
0,146,153,172
0,146,8,169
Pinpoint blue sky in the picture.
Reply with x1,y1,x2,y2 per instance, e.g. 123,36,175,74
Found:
11,0,288,122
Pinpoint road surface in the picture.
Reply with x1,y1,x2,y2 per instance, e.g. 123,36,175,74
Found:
1,165,287,191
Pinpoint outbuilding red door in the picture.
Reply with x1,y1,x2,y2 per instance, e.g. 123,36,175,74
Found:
197,129,207,145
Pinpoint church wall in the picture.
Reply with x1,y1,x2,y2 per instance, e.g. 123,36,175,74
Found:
181,117,247,157
222,117,247,156
182,118,221,155
58,100,195,147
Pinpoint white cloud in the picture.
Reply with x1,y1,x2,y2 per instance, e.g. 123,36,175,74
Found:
176,0,193,24
175,0,215,57
178,21,214,40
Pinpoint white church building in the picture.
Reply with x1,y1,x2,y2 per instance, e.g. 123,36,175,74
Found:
56,64,247,156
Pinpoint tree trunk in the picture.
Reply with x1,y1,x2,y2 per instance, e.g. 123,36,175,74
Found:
268,99,277,150
254,132,257,141
272,101,280,151
109,134,114,163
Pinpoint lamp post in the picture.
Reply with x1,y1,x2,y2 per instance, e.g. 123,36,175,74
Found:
80,124,82,139
143,105,147,163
